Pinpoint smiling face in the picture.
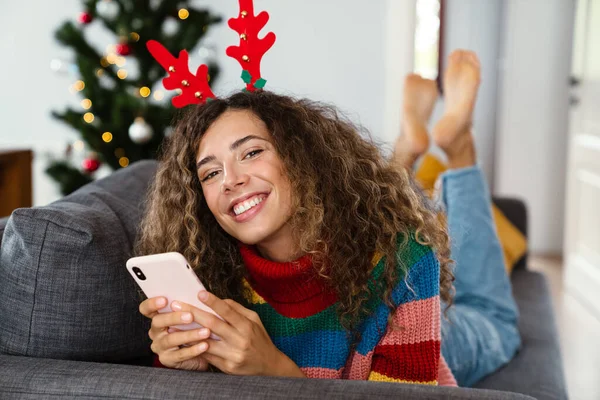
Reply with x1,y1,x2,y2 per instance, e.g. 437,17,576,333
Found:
196,109,295,256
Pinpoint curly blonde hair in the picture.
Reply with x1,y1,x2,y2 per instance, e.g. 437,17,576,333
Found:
135,91,454,332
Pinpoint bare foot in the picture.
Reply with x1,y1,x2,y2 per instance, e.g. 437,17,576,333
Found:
433,50,481,168
393,74,438,169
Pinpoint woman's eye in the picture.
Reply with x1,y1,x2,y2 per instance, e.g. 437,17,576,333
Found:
244,149,263,159
201,171,220,182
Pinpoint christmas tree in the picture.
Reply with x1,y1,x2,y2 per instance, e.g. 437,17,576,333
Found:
47,0,222,195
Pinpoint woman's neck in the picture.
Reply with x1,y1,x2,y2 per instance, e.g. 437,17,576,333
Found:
255,225,304,262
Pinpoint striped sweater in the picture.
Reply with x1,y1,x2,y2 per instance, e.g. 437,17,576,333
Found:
239,237,457,386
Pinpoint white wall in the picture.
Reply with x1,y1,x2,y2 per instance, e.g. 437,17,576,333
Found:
0,0,415,207
495,0,575,254
428,0,504,185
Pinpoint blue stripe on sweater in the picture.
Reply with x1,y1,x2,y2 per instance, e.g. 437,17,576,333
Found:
273,330,349,370
356,251,440,355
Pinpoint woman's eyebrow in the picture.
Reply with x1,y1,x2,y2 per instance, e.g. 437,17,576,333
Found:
196,135,268,170
229,135,268,151
196,155,216,170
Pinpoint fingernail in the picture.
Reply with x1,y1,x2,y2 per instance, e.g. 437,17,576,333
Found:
199,328,209,336
198,291,208,301
198,342,208,351
181,312,192,322
156,298,166,308
171,301,181,311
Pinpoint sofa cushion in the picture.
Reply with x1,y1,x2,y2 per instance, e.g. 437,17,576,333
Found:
474,269,567,399
0,160,158,363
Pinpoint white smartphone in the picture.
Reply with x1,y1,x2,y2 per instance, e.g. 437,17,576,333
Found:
126,252,222,340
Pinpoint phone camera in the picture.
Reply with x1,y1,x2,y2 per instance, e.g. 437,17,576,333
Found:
132,267,147,281
186,264,190,269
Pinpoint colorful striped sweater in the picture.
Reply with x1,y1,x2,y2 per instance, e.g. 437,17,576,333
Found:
239,237,457,386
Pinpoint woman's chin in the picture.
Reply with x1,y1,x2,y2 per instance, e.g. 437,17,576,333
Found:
232,229,269,246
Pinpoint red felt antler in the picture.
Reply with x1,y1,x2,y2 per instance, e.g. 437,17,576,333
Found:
226,0,276,91
146,40,216,108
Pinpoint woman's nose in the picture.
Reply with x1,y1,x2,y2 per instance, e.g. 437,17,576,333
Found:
221,165,249,193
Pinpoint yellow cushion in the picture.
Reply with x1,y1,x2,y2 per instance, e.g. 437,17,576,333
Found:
415,154,527,274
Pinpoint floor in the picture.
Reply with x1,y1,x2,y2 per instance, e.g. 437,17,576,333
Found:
529,255,600,400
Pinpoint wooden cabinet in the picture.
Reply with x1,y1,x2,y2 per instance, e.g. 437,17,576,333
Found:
0,150,33,218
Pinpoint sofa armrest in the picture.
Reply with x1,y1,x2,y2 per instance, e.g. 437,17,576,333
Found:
0,355,534,400
492,197,528,270
0,216,9,249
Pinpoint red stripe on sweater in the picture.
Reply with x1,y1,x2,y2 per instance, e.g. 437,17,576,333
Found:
370,340,440,382
249,281,338,318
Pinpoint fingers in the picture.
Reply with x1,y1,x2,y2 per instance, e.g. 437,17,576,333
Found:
152,328,212,354
171,298,241,343
159,342,210,367
224,299,262,325
151,310,195,331
139,296,167,319
197,291,248,328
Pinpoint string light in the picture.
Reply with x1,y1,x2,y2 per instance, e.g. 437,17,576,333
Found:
116,57,126,67
178,8,189,19
95,68,105,77
119,157,130,167
81,99,92,109
114,148,125,158
106,54,117,64
130,32,140,42
139,86,151,97
153,90,164,100
102,132,113,143
83,112,95,123
100,57,110,68
73,80,85,91
73,140,85,151
117,69,128,79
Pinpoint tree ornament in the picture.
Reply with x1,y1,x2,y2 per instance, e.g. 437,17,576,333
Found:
82,154,101,173
78,12,93,25
96,0,119,19
116,43,132,56
163,17,179,35
128,117,154,144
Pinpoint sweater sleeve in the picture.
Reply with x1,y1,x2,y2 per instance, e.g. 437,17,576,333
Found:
367,249,456,386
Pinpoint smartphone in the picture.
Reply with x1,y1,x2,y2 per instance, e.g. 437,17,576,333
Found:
126,252,222,340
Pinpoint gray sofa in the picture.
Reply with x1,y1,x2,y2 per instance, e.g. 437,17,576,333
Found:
0,160,567,399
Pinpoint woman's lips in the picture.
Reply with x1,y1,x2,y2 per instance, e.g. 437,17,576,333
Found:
232,193,269,223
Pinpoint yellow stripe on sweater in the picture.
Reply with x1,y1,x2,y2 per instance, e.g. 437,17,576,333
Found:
243,279,267,305
368,371,437,386
371,251,384,266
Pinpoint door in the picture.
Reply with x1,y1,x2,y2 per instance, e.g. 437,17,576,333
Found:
564,0,600,317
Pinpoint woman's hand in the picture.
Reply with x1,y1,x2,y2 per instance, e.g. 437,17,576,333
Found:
171,291,305,378
139,296,211,371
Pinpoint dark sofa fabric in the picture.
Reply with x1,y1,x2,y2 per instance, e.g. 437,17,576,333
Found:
0,161,157,363
0,354,534,400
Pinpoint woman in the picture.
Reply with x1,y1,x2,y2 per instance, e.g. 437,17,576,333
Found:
137,50,519,387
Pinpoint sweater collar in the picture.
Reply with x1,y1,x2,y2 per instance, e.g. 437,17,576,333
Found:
239,243,334,305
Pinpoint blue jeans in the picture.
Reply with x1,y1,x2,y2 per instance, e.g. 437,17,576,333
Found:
437,166,521,387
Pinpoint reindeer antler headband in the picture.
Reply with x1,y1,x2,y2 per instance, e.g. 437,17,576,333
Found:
146,0,276,108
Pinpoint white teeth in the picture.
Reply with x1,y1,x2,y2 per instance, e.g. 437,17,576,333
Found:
233,196,265,216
